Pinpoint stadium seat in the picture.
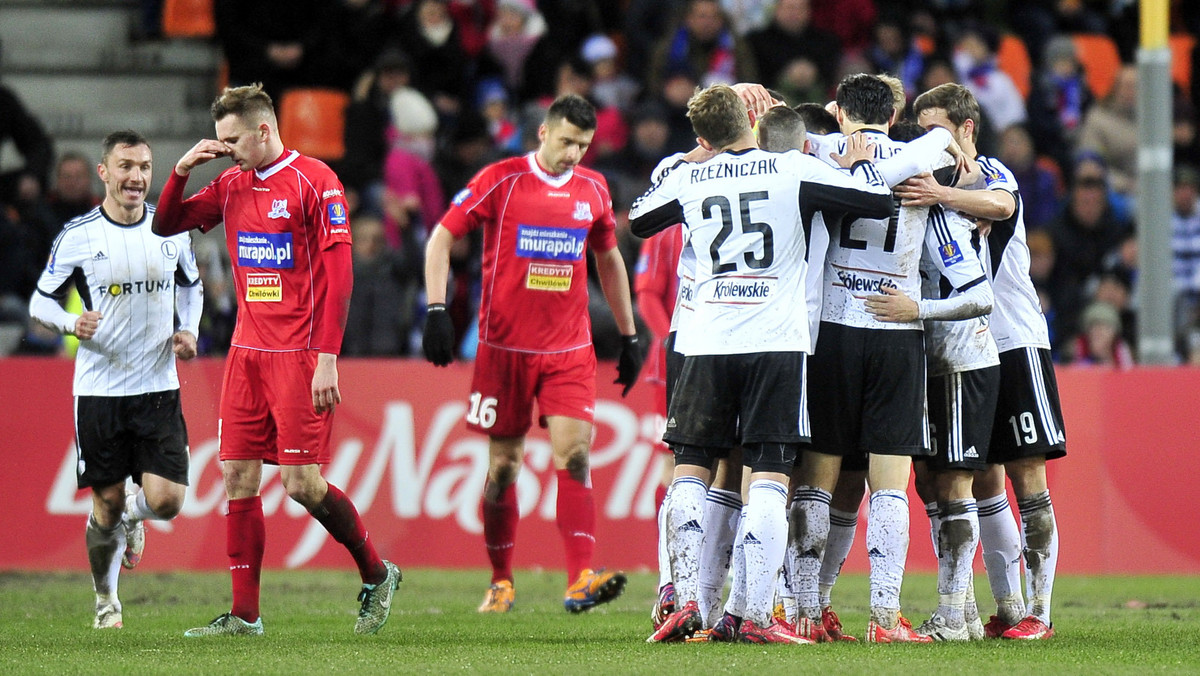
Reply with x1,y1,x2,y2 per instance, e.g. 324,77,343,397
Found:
1070,33,1123,100
161,0,215,39
277,88,351,162
997,33,1032,100
1170,33,1195,93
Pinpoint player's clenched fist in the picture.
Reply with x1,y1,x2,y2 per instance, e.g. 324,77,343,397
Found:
73,310,102,340
422,303,455,366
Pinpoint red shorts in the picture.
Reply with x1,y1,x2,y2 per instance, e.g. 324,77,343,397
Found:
218,347,333,465
468,343,596,437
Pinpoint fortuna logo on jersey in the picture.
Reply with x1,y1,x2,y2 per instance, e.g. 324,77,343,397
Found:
267,199,291,219
100,279,172,297
515,224,587,261
237,231,294,268
709,277,775,304
246,272,282,301
572,201,593,222
526,263,573,291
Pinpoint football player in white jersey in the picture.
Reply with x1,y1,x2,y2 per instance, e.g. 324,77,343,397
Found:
790,73,973,643
632,84,893,644
903,83,1066,641
29,130,202,630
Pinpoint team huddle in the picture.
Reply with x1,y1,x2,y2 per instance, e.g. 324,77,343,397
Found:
629,75,1065,644
30,72,1062,643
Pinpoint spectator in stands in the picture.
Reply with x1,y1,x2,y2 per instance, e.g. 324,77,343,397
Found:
622,0,688,83
952,22,1027,134
1026,229,1061,349
393,0,470,116
0,83,54,207
746,0,841,99
46,152,101,226
1009,0,1108,72
1174,90,1200,170
1172,164,1200,347
343,214,418,356
1078,65,1139,196
596,99,672,200
477,78,523,155
382,86,445,249
864,10,924,103
1070,301,1133,368
0,206,43,355
996,123,1063,231
193,237,235,356
582,34,640,112
480,0,547,95
444,0,496,59
646,0,757,94
1048,157,1133,345
719,0,773,35
810,0,876,55
341,49,413,218
1026,34,1091,175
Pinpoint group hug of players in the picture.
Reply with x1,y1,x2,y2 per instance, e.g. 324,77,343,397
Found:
628,75,1065,645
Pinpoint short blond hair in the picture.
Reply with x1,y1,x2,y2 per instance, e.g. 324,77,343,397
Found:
686,84,749,150
211,83,276,124
877,73,907,115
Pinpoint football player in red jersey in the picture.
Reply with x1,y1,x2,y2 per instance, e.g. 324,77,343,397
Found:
423,94,643,613
154,83,401,637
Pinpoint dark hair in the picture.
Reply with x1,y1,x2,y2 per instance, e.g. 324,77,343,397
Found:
888,120,927,143
545,94,597,131
912,83,981,141
211,83,276,123
101,130,150,161
793,102,839,135
756,106,807,153
835,73,894,126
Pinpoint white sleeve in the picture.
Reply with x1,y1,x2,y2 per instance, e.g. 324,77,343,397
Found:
29,292,78,335
917,207,992,321
174,235,203,335
875,127,954,187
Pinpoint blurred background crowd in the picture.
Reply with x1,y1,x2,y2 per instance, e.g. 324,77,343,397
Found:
2,0,1200,368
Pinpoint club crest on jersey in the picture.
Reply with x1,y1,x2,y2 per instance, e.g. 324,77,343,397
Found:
939,240,964,266
327,202,348,226
161,240,178,259
572,200,593,222
246,272,282,302
267,199,291,219
237,231,294,268
526,262,573,291
516,224,587,261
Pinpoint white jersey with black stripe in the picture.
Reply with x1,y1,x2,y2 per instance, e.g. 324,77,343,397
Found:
630,147,892,356
808,131,949,330
920,206,1000,377
965,156,1051,352
34,205,200,396
647,153,697,334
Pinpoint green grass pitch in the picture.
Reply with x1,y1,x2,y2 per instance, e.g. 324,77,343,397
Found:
1,569,1198,674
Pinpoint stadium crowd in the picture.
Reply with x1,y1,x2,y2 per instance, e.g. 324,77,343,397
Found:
2,0,1200,366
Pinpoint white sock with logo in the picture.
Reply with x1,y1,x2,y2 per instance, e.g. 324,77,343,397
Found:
867,489,909,627
935,499,979,627
977,492,1025,623
818,506,858,609
698,488,741,627
665,476,708,606
741,480,788,626
1018,490,1058,625
86,514,124,605
788,486,830,620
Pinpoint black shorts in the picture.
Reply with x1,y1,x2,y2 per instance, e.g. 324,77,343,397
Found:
665,331,683,411
989,347,1067,462
922,366,1000,471
75,389,190,489
664,351,809,449
808,322,930,457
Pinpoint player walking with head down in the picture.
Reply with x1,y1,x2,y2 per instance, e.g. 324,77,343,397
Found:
423,94,643,613
30,130,202,630
154,84,401,637
633,84,894,644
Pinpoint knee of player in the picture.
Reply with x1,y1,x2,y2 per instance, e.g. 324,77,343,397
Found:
150,494,184,520
558,447,591,482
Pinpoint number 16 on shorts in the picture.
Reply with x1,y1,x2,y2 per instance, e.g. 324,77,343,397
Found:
467,392,498,429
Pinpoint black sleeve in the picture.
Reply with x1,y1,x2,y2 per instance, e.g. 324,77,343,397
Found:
933,164,960,187
630,200,684,239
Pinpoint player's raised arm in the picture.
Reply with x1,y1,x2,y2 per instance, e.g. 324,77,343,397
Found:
153,139,229,237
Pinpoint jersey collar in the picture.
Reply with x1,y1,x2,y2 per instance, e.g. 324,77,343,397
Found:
99,204,147,228
256,149,300,181
527,152,574,188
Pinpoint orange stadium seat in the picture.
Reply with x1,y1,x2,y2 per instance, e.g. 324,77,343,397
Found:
1170,33,1195,93
277,88,351,162
162,0,215,39
997,33,1032,100
1070,33,1123,100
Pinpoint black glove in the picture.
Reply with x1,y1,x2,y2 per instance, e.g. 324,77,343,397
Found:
422,303,455,366
614,334,643,397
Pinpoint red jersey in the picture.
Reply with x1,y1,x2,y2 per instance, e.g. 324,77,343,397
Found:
440,152,618,353
634,224,682,385
164,150,353,352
